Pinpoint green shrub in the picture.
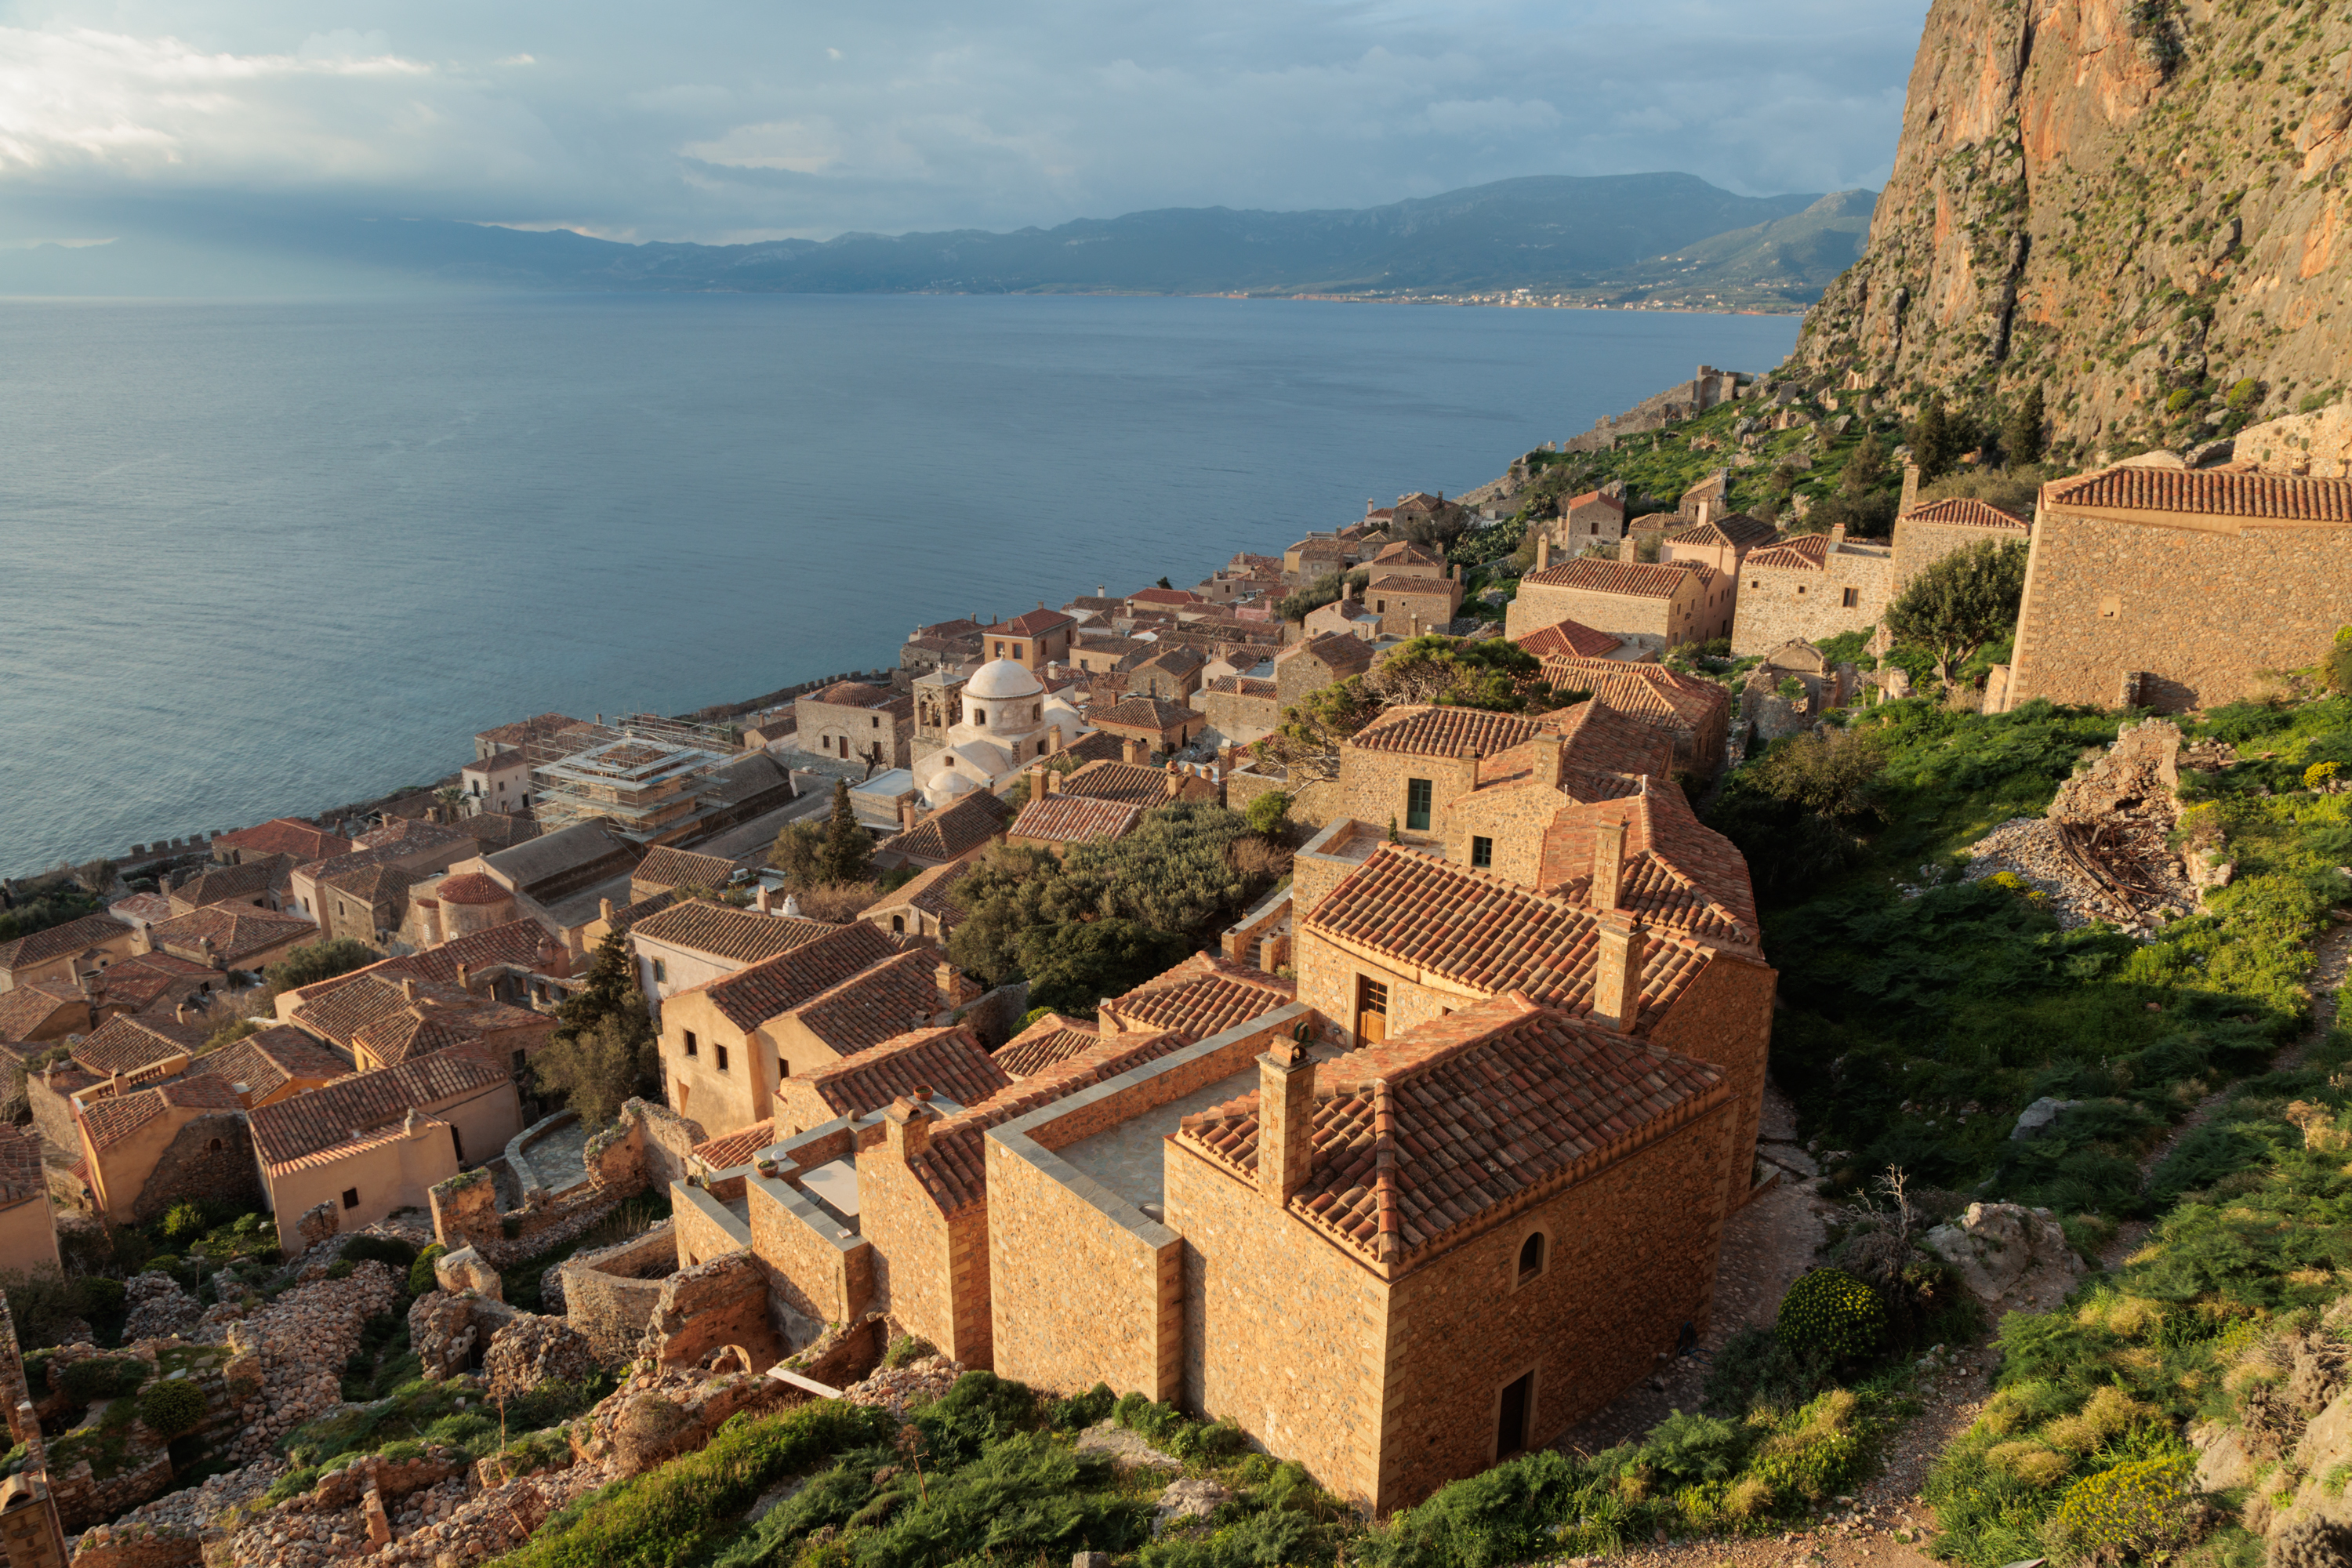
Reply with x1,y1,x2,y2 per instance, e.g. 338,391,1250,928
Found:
409,1244,447,1298
325,1259,356,1280
881,1334,935,1370
61,1356,148,1404
340,1235,419,1271
912,1370,1036,1467
137,1377,208,1437
2045,1456,2199,1563
1047,1381,1116,1430
159,1202,209,1243
1113,1391,1246,1462
1776,1269,1885,1361
1635,1409,1747,1484
507,1399,893,1568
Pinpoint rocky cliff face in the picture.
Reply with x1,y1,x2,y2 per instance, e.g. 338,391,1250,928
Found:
1795,0,2352,455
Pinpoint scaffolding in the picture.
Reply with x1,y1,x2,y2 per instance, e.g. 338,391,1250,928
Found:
524,714,744,841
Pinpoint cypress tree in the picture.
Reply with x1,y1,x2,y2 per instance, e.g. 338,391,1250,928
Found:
1909,394,1958,481
2003,384,2047,467
821,779,874,884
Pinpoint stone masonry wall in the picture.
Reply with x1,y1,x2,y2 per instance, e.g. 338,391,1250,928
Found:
1728,550,1896,656
744,1178,872,1327
1334,746,1479,848
1891,517,2027,590
855,1153,988,1367
132,1113,261,1225
429,1170,502,1255
2006,510,2352,713
1643,952,1778,1216
557,1222,679,1367
1503,582,1675,646
645,1253,783,1370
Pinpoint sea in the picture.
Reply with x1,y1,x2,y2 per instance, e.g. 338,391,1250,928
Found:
0,293,1798,873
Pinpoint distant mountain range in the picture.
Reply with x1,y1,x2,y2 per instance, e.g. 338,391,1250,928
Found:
0,175,1878,307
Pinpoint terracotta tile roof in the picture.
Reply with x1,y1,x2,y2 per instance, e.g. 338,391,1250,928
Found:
0,981,86,1040
148,905,316,967
212,818,353,862
1667,511,1780,550
804,681,897,709
1102,953,1295,1042
1058,760,1181,807
1227,553,1286,572
95,952,216,1013
1299,844,1708,1030
1132,647,1207,674
379,919,557,988
797,1025,1010,1120
106,893,176,927
249,1051,510,1171
1008,794,1143,844
904,1028,1191,1214
0,1123,42,1204
169,858,288,912
1366,574,1454,593
994,1013,1104,1078
474,713,581,750
1744,535,1834,572
1126,590,1200,608
82,1073,245,1153
1903,496,2031,532
871,860,972,931
0,913,136,974
1566,488,1627,514
692,1120,779,1171
1279,633,1377,677
992,608,1077,635
1056,731,1130,767
1519,558,1697,599
354,818,470,853
687,923,905,1032
2045,466,2352,521
879,793,1013,866
630,847,741,894
1541,782,1759,948
72,1014,202,1077
434,873,511,906
629,900,837,964
595,891,678,935
916,619,986,641
1513,620,1624,660
787,949,959,1058
1371,542,1446,567
1351,704,1542,760
1174,993,1726,1264
201,1026,350,1101
1091,698,1198,735
354,996,541,1067
1200,677,1279,699
1533,659,1730,735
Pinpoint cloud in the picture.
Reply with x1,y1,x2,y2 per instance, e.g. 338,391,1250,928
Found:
0,0,1932,241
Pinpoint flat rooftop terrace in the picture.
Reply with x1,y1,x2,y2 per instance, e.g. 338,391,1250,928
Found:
1052,1065,1257,1216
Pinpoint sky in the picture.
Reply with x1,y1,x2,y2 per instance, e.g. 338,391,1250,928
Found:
0,0,1933,248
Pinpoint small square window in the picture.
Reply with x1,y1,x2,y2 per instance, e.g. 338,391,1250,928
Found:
1842,586,1860,608
716,1043,731,1072
1471,836,1494,869
683,1029,698,1058
652,959,666,985
341,1188,360,1210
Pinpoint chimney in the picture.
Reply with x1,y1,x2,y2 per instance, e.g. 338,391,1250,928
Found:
1256,1036,1316,1203
456,962,472,992
1044,766,1059,796
1457,748,1479,797
1098,586,1105,597
1592,819,1627,911
1535,535,1551,571
599,898,615,924
1900,463,1921,516
1123,737,1145,766
1697,498,1713,529
1165,763,1182,800
1617,535,1637,563
136,922,155,956
757,884,773,915
1047,723,1063,754
537,935,573,978
1533,731,1565,786
1028,761,1048,800
935,961,959,1007
1829,523,1846,550
901,798,920,832
400,977,418,1002
1258,934,1283,972
884,1094,939,1163
1591,913,1646,1032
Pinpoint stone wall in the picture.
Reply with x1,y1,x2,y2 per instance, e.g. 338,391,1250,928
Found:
131,1114,260,1225
779,1314,888,1391
671,1182,750,1270
644,1253,784,1370
857,1149,989,1367
427,1170,501,1255
1502,581,1677,646
67,1521,204,1568
556,1223,680,1367
1890,515,2027,591
1727,546,1895,657
2005,507,2352,713
1332,743,1479,849
1643,949,1777,1217
953,982,1031,1053
743,1178,871,1328
1197,688,1281,746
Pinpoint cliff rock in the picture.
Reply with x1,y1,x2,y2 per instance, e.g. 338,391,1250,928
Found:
1796,0,2352,452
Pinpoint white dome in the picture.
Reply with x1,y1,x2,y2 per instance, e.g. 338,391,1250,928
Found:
964,659,1044,701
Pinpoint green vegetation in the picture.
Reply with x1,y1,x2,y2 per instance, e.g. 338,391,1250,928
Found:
263,937,376,996
1883,539,2029,684
773,782,877,890
136,1376,208,1437
60,1355,149,1404
274,1370,612,1500
0,869,107,945
1777,1268,1886,1362
539,930,659,1128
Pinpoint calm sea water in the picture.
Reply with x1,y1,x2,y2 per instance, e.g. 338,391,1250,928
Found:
0,294,1796,871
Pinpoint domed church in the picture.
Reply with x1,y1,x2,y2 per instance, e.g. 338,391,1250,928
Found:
910,659,1091,808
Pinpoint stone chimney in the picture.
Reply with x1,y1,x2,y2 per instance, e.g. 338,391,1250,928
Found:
884,1094,939,1163
200,935,221,971
1123,737,1145,766
1533,730,1564,786
1829,523,1846,550
1535,535,1551,571
599,898,615,924
1697,499,1713,529
1457,748,1479,797
1256,1036,1316,1203
136,922,155,956
1617,535,1638,564
1900,463,1921,516
900,798,920,832
1164,763,1182,800
757,884,773,915
1591,913,1647,1032
1047,724,1062,755
1592,820,1627,911
935,961,960,1008
456,962,471,992
400,977,419,1002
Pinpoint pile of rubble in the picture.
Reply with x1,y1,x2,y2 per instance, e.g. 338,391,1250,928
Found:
196,1261,407,1465
122,1271,204,1341
840,1354,961,1421
70,1457,283,1555
1962,718,2209,936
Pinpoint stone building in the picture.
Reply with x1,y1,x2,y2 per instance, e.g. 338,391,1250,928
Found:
142,904,316,975
459,749,537,816
1127,647,1207,703
1659,509,1779,579
877,793,1015,870
1504,554,1728,651
1728,527,1898,655
77,1075,254,1225
794,681,915,771
211,818,353,866
166,855,292,916
1526,658,1733,776
910,659,1091,809
860,860,973,945
1890,495,2031,586
1089,699,1207,757
2001,466,2352,713
0,984,89,1044
1301,588,1385,643
1363,572,1464,637
281,969,551,1076
0,914,141,996
1194,677,1283,746
1544,487,1629,550
0,1126,56,1276
981,608,1077,672
1512,619,1627,663
627,899,837,1014
1273,633,1380,708
770,1024,1010,1138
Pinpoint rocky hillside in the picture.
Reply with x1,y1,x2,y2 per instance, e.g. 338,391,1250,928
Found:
1794,0,2352,456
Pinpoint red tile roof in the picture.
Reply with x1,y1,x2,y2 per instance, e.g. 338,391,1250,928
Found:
1091,698,1198,735
794,1025,1011,1120
1008,794,1143,844
804,681,897,709
1743,534,1834,572
1200,677,1279,699
147,905,316,967
869,860,973,931
212,818,353,862
82,1073,245,1152
354,818,471,853
434,873,511,906
691,1120,779,1170
1102,953,1295,1042
992,608,1078,636
1126,590,1200,608
474,713,581,750
1279,633,1377,677
1565,488,1627,514
0,913,137,975
1532,659,1730,736
0,981,87,1041
0,1123,42,1204
249,1050,511,1171
379,919,558,988
2046,466,2352,521
1350,704,1542,760
72,1015,201,1077
688,923,905,1031
994,1013,1104,1078
93,952,216,1014
169,857,289,912
629,901,836,964
630,846,742,894
1366,575,1454,593
1904,496,2031,532
879,793,1013,865
1175,993,1726,1264
1541,782,1759,948
787,949,961,1058
1520,559,1697,599
1055,760,1188,807
1513,620,1624,661
1300,845,1709,1030
1667,511,1780,550
201,1026,350,1101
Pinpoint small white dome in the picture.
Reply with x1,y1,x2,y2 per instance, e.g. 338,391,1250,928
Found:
964,658,1044,701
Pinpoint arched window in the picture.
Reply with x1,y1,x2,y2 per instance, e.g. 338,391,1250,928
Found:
207,1138,224,1153
974,708,987,725
1517,1230,1545,1286
891,915,906,934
